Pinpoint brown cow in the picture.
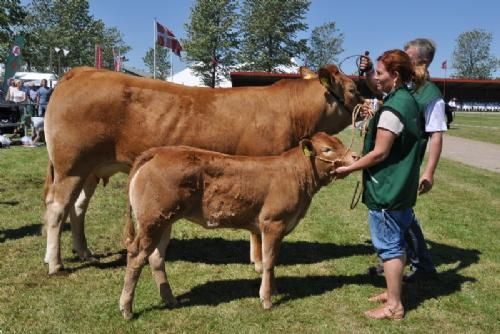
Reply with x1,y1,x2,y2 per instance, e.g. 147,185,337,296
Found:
43,65,363,274
119,132,354,319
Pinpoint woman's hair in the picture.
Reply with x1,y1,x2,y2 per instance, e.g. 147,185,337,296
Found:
377,49,422,89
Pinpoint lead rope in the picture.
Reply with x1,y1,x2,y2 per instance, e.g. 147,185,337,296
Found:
349,102,373,209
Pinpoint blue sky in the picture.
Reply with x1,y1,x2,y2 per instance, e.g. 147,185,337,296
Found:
88,1,500,78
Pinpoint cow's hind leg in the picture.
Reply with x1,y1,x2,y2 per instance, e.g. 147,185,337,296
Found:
148,223,178,308
250,232,263,273
68,175,98,261
44,176,86,274
259,222,285,309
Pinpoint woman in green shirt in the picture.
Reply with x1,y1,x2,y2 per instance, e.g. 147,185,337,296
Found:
335,49,422,320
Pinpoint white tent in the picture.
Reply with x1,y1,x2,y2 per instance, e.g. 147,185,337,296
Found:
168,59,299,88
14,72,58,87
168,67,232,87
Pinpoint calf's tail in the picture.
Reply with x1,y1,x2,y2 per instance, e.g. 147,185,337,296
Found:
123,202,136,252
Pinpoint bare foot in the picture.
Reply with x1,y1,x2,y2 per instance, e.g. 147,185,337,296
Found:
368,291,388,303
365,303,404,320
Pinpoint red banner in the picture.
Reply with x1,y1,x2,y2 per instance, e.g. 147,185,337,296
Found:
95,45,103,69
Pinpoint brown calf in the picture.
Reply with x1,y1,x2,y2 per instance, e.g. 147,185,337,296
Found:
119,132,354,319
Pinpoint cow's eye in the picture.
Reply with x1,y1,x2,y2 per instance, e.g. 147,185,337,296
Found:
321,147,332,153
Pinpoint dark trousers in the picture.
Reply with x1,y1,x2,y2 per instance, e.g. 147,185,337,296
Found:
404,210,436,273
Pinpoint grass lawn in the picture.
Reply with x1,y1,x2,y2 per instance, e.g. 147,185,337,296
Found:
0,144,499,333
448,112,500,145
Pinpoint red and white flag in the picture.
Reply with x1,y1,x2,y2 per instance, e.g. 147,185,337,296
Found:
95,45,103,69
441,60,447,70
156,21,182,57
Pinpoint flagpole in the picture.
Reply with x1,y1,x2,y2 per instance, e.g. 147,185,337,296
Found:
153,18,157,79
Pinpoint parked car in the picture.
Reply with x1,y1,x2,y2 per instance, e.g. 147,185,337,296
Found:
0,102,23,134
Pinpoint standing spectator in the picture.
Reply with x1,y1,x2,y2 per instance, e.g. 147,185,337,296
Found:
11,80,27,104
36,79,52,117
28,83,38,104
335,49,422,320
5,79,17,102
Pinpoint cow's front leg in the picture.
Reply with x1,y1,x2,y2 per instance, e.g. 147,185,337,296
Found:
149,224,178,308
68,175,98,261
250,232,263,273
259,222,285,309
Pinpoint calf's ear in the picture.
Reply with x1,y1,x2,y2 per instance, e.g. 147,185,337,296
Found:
300,138,315,157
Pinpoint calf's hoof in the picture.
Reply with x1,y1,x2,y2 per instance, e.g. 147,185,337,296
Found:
260,298,273,310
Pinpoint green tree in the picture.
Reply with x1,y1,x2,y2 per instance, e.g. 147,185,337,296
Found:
238,0,310,72
0,0,26,63
183,0,239,87
143,45,171,80
305,21,344,71
23,0,130,73
452,29,498,79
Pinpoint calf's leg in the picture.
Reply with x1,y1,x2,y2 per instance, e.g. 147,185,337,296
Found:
119,249,149,320
148,223,178,307
259,222,285,309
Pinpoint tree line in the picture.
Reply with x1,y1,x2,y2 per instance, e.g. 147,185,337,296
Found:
1,0,499,87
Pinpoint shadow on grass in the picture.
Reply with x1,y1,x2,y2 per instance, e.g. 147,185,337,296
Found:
0,222,71,243
0,200,19,206
165,237,374,265
0,223,42,243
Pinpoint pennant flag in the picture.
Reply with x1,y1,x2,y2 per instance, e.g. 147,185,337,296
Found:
2,35,25,94
95,45,103,69
441,60,447,70
156,21,182,57
112,48,121,72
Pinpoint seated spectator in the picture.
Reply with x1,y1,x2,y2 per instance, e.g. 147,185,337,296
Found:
30,116,45,147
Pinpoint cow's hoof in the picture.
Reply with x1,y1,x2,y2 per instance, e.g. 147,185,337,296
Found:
254,262,263,274
48,264,64,275
120,305,134,320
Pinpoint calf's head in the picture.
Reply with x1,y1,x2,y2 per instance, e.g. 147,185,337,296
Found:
300,132,355,185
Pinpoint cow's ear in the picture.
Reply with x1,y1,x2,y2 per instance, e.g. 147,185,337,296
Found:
300,66,318,80
300,138,315,157
318,65,340,91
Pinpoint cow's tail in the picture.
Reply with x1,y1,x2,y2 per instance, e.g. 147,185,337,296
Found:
43,160,55,206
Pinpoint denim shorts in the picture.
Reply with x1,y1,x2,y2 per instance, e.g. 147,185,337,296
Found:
368,208,413,261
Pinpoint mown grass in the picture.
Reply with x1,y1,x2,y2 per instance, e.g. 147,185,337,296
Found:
448,112,500,144
0,143,499,334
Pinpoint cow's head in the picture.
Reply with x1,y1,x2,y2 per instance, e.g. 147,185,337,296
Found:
300,132,356,185
318,64,364,113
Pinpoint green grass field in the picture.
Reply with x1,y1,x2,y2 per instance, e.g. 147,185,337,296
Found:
0,143,499,333
448,112,500,144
